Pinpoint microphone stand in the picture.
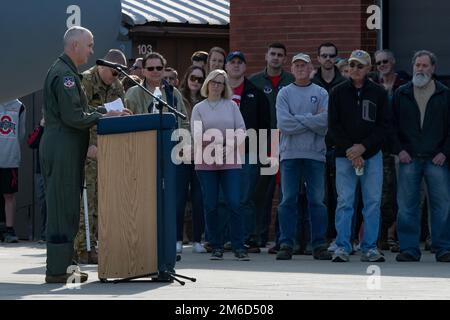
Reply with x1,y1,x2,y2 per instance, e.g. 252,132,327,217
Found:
107,66,195,285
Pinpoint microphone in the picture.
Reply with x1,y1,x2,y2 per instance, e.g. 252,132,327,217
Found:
96,59,127,71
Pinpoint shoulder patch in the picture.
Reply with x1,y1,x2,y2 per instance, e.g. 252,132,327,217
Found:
63,76,75,88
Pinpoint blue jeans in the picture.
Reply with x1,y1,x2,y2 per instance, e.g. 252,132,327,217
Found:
216,155,259,243
397,159,450,259
335,152,383,254
176,164,204,242
197,169,244,251
278,158,328,250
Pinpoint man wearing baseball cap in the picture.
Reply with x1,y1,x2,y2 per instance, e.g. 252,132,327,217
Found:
328,49,389,263
275,53,331,261
223,50,270,254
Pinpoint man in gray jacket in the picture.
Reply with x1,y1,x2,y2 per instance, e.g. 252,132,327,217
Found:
275,53,331,260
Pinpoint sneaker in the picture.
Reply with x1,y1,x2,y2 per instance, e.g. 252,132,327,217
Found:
332,248,349,262
437,252,450,262
327,240,338,252
396,252,420,262
361,248,385,262
3,231,19,243
223,241,232,252
45,271,88,284
313,247,332,260
210,249,223,260
245,240,261,253
276,245,293,260
268,244,279,254
234,250,250,261
176,241,183,253
203,242,213,253
192,242,207,253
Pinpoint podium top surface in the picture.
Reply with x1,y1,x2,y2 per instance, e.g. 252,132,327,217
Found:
97,113,177,135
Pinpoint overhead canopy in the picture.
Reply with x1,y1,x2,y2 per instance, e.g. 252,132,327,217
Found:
121,0,229,26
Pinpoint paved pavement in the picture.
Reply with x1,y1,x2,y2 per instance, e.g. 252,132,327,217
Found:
1,242,450,300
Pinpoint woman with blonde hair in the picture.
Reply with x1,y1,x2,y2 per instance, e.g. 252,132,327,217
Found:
191,69,248,260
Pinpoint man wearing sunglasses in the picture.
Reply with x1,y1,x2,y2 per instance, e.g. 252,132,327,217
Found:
370,49,409,254
224,51,270,254
125,52,189,130
75,48,127,264
328,50,389,263
312,42,348,245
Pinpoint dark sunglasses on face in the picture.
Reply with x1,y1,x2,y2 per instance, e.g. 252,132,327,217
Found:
376,59,390,66
349,63,365,69
145,66,164,72
189,75,204,83
320,54,337,59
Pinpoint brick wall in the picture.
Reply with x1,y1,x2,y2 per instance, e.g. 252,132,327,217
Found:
230,0,378,75
230,1,378,243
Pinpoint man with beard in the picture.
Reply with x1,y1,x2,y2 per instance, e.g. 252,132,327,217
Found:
392,50,450,262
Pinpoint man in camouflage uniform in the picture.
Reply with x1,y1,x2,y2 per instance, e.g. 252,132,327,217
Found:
41,27,127,283
74,49,127,264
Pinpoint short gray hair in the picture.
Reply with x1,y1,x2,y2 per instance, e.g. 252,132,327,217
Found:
63,26,92,48
200,69,232,99
412,50,437,66
374,49,396,63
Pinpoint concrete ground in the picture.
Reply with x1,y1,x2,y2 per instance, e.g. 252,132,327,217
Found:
1,241,450,300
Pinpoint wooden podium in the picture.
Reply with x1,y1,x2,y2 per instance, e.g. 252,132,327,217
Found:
96,113,177,281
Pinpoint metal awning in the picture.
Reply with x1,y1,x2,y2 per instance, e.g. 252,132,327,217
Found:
121,0,229,26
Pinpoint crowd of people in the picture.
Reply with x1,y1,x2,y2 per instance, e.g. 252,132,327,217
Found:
1,26,450,283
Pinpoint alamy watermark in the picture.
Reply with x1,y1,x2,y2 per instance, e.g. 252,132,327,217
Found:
171,121,280,175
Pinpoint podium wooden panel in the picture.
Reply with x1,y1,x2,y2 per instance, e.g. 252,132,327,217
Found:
97,130,158,279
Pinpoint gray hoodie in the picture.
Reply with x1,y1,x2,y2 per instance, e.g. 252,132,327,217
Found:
0,99,26,168
276,83,328,162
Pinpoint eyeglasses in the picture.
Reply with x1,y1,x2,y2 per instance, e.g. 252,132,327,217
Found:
145,66,164,72
209,80,224,86
189,75,204,83
320,54,337,59
376,59,390,66
349,63,365,69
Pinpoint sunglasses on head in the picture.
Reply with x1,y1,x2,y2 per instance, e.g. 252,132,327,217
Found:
320,53,337,59
145,66,164,72
189,75,204,83
376,59,390,66
349,62,365,69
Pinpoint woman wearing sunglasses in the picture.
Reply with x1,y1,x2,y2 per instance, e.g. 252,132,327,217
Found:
191,69,249,261
124,52,189,130
175,65,207,254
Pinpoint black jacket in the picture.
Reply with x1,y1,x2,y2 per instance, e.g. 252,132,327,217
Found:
239,78,271,156
328,78,389,159
312,66,348,93
391,81,450,158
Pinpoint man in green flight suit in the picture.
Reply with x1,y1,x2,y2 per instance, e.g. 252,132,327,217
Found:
74,49,127,264
40,26,128,283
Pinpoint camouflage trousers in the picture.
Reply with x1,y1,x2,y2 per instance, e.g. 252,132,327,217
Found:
74,158,98,254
